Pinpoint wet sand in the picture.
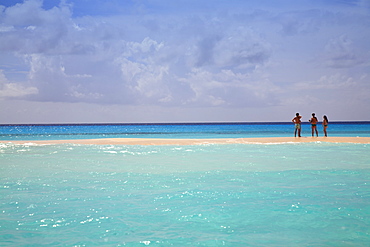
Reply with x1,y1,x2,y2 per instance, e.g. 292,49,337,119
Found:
1,137,370,145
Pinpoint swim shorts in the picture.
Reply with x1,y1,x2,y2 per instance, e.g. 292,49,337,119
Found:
295,124,301,129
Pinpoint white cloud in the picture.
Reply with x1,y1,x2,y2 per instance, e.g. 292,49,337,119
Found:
0,70,38,98
0,0,369,122
212,27,271,70
293,74,357,91
275,9,322,36
323,35,364,68
0,82,38,97
0,0,73,54
183,68,279,107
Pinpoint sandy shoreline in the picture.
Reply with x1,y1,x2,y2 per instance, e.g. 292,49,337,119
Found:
1,136,370,145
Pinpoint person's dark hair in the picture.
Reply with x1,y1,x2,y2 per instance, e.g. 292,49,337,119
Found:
296,113,299,116
323,115,328,123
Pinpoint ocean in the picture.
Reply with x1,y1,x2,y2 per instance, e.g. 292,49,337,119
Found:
1,121,370,140
1,122,370,246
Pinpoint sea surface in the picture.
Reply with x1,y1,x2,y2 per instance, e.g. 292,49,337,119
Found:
1,122,370,246
1,121,370,140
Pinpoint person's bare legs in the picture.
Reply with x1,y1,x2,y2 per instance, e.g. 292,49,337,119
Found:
311,126,318,137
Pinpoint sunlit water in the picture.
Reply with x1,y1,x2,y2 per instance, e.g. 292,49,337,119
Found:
1,122,370,140
1,141,370,246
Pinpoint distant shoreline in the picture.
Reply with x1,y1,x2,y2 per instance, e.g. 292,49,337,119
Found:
2,137,370,145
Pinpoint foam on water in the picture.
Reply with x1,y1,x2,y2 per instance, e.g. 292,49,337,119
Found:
1,142,370,246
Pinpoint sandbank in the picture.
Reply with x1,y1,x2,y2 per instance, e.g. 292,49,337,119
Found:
1,136,370,145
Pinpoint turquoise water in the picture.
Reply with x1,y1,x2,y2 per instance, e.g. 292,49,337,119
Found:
1,122,370,140
1,141,370,246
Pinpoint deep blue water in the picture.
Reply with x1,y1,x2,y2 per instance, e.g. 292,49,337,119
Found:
1,122,370,140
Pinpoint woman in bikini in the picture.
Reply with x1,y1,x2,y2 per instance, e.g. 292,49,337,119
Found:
322,115,329,137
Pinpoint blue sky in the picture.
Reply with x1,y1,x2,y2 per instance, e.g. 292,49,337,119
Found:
0,0,369,123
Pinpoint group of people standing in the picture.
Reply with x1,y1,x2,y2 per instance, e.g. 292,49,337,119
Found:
292,113,329,137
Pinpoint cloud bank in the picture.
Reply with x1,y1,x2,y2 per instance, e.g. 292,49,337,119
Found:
0,0,369,122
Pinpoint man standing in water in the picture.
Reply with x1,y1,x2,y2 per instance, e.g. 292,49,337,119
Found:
292,113,302,137
309,113,319,137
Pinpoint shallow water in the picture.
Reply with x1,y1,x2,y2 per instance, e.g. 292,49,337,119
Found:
1,142,370,246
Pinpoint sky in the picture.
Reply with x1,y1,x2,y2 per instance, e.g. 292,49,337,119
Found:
0,0,369,124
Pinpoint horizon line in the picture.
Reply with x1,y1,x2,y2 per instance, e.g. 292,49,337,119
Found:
1,120,370,126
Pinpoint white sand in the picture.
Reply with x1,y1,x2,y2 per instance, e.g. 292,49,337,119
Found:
1,136,370,145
